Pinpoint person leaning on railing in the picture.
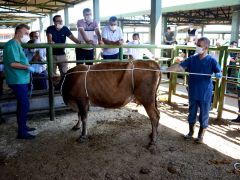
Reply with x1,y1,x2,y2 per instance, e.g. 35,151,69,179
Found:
101,16,123,60
3,24,37,140
46,15,79,76
75,8,103,65
162,37,222,144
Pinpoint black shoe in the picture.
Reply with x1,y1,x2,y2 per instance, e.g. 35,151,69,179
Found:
26,126,36,131
17,133,36,140
231,116,240,123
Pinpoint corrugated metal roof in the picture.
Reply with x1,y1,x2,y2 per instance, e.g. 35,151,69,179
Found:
0,0,86,26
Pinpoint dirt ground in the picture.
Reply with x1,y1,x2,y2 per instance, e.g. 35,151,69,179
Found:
0,100,240,180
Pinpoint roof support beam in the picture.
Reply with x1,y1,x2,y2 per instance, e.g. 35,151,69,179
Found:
150,0,162,46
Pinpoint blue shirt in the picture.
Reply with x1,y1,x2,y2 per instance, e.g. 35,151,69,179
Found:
3,39,30,84
46,25,72,55
24,48,47,73
180,54,221,102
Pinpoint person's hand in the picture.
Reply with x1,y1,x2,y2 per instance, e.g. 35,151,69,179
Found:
48,41,55,44
160,66,168,73
215,72,222,79
28,66,35,73
98,40,104,45
86,40,94,45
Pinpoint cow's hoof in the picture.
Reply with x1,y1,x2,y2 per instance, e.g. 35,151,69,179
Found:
149,133,153,139
76,136,88,143
72,126,81,131
147,143,157,154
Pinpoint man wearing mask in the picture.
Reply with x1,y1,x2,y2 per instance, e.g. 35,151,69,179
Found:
25,31,48,90
3,24,37,139
102,16,123,59
127,33,154,60
76,8,103,65
187,23,198,44
46,15,79,76
166,37,222,144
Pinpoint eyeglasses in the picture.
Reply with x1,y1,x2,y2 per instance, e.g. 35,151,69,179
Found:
55,20,62,23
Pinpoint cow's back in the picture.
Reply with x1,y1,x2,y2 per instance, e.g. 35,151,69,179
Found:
61,60,160,110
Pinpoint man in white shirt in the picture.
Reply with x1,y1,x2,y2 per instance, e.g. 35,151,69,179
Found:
127,33,154,60
102,16,123,59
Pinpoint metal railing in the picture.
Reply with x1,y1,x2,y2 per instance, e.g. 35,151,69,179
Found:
0,42,239,121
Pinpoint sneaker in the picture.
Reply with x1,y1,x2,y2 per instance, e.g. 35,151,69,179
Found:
17,133,36,140
26,127,36,131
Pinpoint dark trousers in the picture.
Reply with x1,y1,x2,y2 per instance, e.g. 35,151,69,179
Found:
238,87,240,113
102,53,119,60
0,71,3,95
9,84,29,136
32,70,48,90
188,100,211,128
75,48,94,65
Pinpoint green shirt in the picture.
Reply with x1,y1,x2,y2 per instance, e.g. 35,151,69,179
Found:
3,39,30,84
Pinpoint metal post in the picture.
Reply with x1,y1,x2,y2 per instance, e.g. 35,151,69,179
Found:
93,0,100,24
49,13,53,25
217,46,229,120
230,6,240,42
212,47,224,108
38,17,44,42
150,0,162,46
47,46,55,120
201,25,204,37
168,47,178,103
119,47,123,60
64,6,69,27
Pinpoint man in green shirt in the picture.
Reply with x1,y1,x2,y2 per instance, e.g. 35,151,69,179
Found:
3,24,37,139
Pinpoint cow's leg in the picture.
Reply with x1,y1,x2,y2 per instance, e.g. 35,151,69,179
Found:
76,99,89,143
144,103,160,146
72,113,81,131
136,93,159,146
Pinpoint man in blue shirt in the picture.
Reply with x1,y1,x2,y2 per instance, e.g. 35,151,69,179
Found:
167,37,222,143
3,24,37,139
46,15,79,76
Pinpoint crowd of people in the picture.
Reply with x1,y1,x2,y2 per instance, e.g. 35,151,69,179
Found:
1,8,239,140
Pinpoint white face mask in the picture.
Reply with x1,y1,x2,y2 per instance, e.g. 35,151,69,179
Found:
133,40,139,44
85,15,92,22
110,25,117,31
20,34,30,43
56,24,63,30
196,46,204,54
34,39,40,43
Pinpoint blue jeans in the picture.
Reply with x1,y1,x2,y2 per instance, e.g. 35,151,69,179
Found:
102,53,119,60
188,100,211,128
9,84,29,136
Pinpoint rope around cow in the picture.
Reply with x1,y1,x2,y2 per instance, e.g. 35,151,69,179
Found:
60,66,239,97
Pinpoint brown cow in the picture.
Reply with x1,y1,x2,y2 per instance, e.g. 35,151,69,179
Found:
60,60,161,145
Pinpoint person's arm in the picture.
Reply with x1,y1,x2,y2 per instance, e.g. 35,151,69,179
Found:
68,34,80,44
47,33,54,44
166,64,185,72
78,28,93,44
10,62,30,70
102,38,117,45
95,28,103,45
167,57,190,72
